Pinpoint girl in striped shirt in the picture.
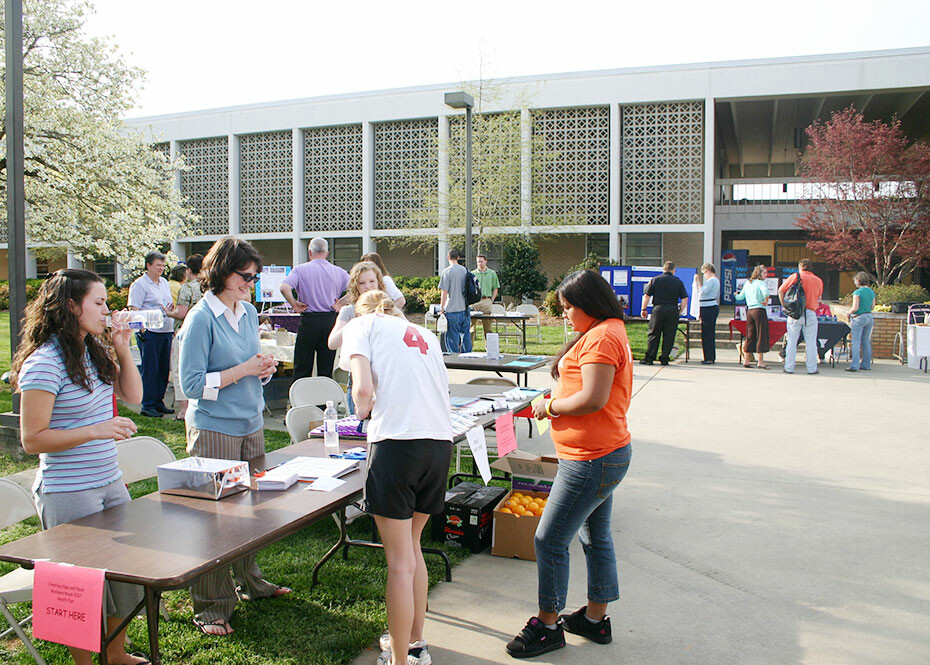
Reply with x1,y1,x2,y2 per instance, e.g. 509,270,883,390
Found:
12,269,147,665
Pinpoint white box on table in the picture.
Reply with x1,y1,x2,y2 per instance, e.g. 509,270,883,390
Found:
156,457,249,500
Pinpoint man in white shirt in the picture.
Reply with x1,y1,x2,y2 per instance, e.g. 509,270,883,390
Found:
128,251,175,417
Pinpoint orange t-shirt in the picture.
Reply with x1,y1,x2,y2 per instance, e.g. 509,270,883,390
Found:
778,271,823,311
551,318,633,460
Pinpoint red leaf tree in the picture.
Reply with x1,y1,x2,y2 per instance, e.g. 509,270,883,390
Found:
796,107,930,285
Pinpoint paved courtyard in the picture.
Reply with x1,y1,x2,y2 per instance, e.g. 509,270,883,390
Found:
354,349,930,665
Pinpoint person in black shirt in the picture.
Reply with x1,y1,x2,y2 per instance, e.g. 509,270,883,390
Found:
640,261,689,366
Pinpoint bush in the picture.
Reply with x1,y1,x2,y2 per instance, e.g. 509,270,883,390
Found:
108,285,130,311
394,275,439,291
0,280,130,311
874,283,930,305
403,286,441,315
542,290,562,317
498,236,548,301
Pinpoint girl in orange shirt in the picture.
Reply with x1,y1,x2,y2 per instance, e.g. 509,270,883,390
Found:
506,269,632,659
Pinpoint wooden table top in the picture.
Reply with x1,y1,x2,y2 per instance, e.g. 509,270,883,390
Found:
0,440,360,588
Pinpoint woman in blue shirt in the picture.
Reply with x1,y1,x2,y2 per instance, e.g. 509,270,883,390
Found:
735,265,771,369
698,263,720,364
178,237,288,636
847,272,876,372
12,269,148,665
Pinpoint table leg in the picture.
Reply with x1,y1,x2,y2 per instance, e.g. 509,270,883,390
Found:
100,593,150,665
521,321,527,354
145,587,163,665
312,507,348,586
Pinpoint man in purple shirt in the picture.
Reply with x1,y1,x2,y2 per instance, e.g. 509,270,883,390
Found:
280,237,349,379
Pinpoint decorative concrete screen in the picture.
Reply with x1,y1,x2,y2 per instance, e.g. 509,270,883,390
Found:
178,137,229,235
531,107,610,226
621,101,703,225
240,131,293,234
304,124,363,232
153,142,170,160
374,118,438,230
448,112,522,229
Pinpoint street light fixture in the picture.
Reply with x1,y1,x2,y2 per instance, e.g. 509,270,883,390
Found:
444,91,475,269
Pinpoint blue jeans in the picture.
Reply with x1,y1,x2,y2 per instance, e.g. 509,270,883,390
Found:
444,310,472,353
849,313,873,370
535,444,632,613
785,310,819,373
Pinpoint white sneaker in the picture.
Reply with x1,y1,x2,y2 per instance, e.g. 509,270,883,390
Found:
376,636,431,665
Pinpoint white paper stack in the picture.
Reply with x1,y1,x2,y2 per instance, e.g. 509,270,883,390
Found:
297,457,359,482
486,333,500,359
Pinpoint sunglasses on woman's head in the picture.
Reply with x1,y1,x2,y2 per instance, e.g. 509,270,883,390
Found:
235,270,260,283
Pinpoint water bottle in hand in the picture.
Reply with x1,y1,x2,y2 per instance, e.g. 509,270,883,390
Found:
107,310,164,330
323,400,339,453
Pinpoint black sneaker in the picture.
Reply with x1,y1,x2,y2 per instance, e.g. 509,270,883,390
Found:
506,617,565,658
558,606,612,644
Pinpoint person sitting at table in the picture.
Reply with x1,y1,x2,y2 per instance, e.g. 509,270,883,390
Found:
342,289,452,665
327,260,388,414
507,269,632,659
847,271,876,372
178,237,289,637
735,264,771,369
11,269,149,665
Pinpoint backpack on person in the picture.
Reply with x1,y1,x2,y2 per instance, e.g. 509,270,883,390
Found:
464,271,482,306
782,271,806,319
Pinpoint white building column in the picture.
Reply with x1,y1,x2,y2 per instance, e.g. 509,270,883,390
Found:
292,128,304,266
438,114,450,260
24,248,37,278
66,251,82,270
229,134,240,236
609,104,621,260
703,98,715,264
362,121,374,254
520,108,532,234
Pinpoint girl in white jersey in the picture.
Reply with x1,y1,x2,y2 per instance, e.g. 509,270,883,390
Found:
341,290,453,665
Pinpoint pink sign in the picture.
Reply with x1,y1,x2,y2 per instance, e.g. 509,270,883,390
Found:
495,412,517,458
32,561,105,652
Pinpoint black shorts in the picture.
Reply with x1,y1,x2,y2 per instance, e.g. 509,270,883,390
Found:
364,438,453,520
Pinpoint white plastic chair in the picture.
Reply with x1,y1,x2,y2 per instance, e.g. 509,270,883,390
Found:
0,479,47,665
490,304,507,315
289,377,347,414
116,436,176,484
285,405,326,444
516,304,542,343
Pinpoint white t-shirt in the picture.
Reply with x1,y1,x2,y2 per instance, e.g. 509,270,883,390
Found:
341,313,452,444
383,275,403,302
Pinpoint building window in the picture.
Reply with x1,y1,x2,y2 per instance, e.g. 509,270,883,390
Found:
585,234,610,261
305,125,363,232
95,260,117,284
625,233,662,266
240,131,293,234
35,258,50,277
329,238,362,272
178,137,229,235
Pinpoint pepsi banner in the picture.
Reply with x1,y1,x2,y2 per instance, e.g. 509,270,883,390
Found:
721,250,749,305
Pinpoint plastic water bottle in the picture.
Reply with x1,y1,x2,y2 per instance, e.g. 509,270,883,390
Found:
323,400,339,453
106,310,164,330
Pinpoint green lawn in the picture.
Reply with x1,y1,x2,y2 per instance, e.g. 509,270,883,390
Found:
0,311,649,664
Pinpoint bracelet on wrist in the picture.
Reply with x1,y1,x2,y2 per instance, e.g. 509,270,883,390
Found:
231,368,238,384
545,398,560,418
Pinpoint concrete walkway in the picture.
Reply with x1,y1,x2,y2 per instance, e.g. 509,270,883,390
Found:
353,347,930,665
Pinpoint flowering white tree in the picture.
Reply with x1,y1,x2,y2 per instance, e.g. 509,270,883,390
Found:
0,0,195,272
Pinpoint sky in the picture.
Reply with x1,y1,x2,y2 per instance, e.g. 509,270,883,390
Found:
80,0,930,119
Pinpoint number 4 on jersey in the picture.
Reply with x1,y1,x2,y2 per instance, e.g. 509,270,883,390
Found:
403,326,429,355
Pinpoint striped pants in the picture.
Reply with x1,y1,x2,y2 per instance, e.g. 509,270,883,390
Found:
186,424,279,623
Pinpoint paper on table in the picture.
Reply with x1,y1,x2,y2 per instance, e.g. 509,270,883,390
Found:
530,394,550,435
32,561,105,651
495,411,517,457
305,476,346,492
465,426,492,484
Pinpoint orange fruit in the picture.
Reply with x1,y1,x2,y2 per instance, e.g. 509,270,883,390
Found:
513,504,527,515
527,501,540,512
511,492,524,500
504,499,519,509
499,507,513,514
528,508,542,517
519,496,531,505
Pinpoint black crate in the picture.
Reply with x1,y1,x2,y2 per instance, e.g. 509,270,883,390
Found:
431,483,507,553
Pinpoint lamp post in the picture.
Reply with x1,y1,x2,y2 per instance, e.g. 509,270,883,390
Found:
444,91,474,269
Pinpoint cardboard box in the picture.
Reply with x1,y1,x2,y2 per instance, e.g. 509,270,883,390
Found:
157,457,249,500
431,482,507,553
490,451,559,561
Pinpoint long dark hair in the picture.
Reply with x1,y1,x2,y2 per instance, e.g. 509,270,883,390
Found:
11,269,117,392
203,237,263,295
550,270,625,379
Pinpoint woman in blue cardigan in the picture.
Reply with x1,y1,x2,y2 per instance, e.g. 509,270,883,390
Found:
178,237,289,636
